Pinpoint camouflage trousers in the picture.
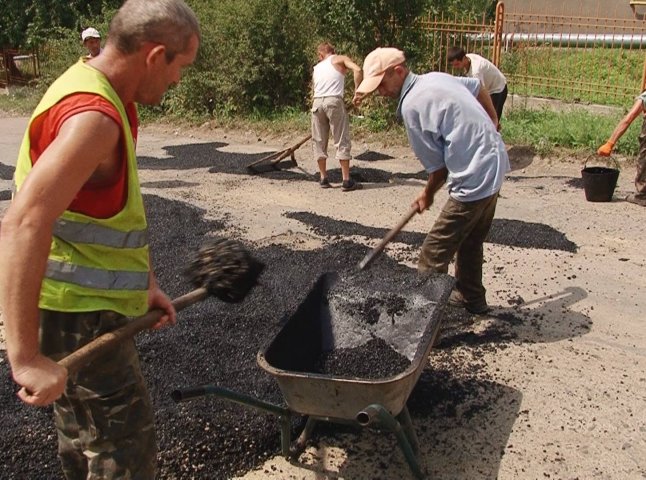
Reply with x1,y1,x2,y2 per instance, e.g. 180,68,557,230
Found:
40,310,157,480
636,117,646,199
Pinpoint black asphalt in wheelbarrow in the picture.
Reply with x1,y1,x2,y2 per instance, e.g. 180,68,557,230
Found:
173,270,454,479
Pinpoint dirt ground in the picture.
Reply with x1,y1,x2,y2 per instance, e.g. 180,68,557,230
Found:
1,115,645,479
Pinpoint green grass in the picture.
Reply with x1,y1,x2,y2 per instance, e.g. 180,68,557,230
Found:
503,107,640,157
0,84,45,115
501,48,644,107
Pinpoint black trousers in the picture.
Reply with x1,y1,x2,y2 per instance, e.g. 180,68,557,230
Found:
490,84,508,121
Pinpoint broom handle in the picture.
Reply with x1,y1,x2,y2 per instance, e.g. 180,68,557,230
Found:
270,134,312,164
59,287,208,375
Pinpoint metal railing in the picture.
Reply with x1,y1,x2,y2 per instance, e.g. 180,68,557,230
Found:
1,49,41,88
417,1,646,106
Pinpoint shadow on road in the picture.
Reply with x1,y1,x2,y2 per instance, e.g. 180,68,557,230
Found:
285,211,578,253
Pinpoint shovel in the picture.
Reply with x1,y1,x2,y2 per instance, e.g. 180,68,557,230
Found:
357,206,419,271
50,238,264,377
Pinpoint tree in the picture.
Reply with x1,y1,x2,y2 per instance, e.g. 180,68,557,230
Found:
299,0,428,59
1,0,120,48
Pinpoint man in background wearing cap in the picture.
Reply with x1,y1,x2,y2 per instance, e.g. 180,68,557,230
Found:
82,27,102,58
353,47,509,314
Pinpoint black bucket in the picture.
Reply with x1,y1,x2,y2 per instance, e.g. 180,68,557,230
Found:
581,156,620,202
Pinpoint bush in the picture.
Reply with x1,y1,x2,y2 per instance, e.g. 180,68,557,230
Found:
165,0,314,118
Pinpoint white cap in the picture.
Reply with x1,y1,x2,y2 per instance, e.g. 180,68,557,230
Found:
81,28,101,41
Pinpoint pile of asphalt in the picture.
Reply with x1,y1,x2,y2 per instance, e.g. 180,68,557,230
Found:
0,191,586,479
346,294,407,326
313,338,411,378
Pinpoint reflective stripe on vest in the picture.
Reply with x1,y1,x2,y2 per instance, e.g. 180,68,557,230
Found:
53,218,148,249
46,260,149,290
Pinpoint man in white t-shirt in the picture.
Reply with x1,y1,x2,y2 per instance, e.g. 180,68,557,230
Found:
448,46,507,128
311,42,363,191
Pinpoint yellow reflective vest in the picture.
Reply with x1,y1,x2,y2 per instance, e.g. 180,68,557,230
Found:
14,60,150,317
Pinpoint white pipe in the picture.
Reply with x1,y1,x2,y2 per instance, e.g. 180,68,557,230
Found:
469,32,646,48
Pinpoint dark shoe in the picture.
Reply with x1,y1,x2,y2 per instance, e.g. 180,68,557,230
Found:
448,290,490,315
625,193,646,206
342,179,362,192
320,177,331,189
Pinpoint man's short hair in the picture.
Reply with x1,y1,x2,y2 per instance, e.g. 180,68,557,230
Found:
447,46,466,62
317,42,336,56
108,0,200,62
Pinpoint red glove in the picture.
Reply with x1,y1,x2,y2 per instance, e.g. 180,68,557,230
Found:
597,141,614,156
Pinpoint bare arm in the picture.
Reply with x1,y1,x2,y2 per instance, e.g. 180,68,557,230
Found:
0,111,121,406
333,55,364,92
609,99,643,144
411,167,449,213
476,83,499,129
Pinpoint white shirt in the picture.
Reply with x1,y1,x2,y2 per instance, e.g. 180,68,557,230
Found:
466,54,506,94
313,55,345,98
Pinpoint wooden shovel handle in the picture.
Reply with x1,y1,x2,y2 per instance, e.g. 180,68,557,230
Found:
59,288,208,375
357,206,419,271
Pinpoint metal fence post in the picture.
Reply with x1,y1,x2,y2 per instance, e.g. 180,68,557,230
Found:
493,1,505,67
1,49,9,88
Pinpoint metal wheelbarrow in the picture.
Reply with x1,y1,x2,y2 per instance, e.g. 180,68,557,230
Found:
172,271,454,479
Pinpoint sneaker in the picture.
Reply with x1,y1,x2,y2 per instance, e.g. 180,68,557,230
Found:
448,289,490,315
320,177,331,189
342,179,362,192
625,193,646,206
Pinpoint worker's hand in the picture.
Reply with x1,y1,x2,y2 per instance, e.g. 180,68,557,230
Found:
597,141,614,157
13,354,68,406
412,188,432,212
148,286,176,329
352,91,366,107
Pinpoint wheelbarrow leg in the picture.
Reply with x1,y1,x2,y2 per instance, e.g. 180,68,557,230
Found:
290,416,318,457
279,415,292,457
397,406,420,456
171,384,294,457
357,404,426,480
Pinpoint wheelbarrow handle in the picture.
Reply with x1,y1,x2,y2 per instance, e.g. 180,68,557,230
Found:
357,206,419,271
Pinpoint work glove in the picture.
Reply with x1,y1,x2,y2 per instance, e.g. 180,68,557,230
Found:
597,141,614,156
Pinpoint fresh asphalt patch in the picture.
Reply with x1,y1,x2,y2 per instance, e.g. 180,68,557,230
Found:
286,211,578,253
0,162,16,180
0,191,587,479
